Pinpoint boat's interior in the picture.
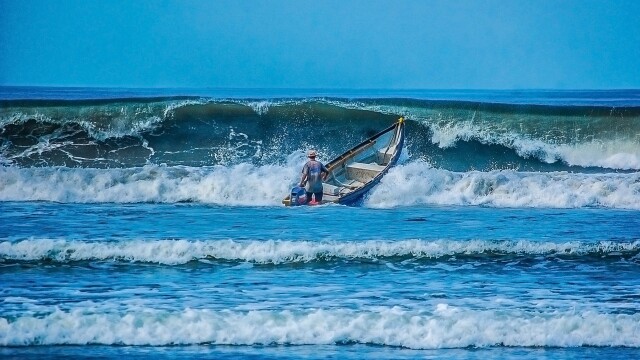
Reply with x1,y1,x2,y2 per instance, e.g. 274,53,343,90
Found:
321,126,401,202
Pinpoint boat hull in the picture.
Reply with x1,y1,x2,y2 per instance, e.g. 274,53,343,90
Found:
283,118,405,206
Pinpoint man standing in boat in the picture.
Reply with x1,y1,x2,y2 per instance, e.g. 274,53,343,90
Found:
300,150,329,204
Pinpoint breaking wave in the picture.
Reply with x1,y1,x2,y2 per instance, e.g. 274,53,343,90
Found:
2,95,639,209
1,97,639,170
1,162,639,209
2,239,638,265
2,306,639,348
366,162,640,209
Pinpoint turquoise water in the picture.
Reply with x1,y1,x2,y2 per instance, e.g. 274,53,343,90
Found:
1,88,640,358
1,203,640,358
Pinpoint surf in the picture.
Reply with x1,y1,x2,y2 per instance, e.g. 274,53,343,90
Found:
2,306,639,348
1,163,639,208
2,238,639,265
2,95,640,171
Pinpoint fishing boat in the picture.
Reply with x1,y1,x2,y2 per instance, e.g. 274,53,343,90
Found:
283,117,405,206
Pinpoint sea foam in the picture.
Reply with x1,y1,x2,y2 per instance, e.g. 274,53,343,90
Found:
1,307,638,348
424,120,640,170
1,161,639,208
366,162,640,209
2,239,638,265
0,161,300,205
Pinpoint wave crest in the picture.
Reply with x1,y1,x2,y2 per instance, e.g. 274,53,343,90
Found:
2,239,638,265
1,162,639,208
424,120,640,170
366,162,640,209
2,307,638,347
0,162,300,205
3,98,640,170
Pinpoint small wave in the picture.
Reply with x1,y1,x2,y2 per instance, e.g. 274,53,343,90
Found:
1,306,638,347
1,239,638,265
366,162,640,209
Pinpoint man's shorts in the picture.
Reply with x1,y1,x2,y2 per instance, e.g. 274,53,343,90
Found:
306,192,323,202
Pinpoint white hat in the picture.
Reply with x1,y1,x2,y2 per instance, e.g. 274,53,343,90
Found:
307,150,317,158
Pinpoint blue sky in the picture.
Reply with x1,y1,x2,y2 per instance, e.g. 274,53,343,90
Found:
1,0,639,89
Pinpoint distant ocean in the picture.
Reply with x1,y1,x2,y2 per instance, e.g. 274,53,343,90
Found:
1,87,639,359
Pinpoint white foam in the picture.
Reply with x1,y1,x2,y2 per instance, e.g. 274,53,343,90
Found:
162,99,206,119
1,159,639,209
366,162,640,209
0,160,302,205
426,121,640,170
246,101,272,115
555,141,640,170
1,239,638,265
1,306,638,347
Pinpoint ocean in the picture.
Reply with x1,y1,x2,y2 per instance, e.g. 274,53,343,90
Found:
1,87,639,359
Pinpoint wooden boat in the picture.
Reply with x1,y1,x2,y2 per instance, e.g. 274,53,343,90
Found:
283,117,405,206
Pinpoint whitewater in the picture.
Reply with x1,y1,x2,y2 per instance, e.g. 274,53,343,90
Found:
1,87,639,359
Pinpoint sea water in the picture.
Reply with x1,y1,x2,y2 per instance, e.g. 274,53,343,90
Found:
1,87,639,359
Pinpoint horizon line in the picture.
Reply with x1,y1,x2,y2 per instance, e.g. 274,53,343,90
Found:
2,85,640,92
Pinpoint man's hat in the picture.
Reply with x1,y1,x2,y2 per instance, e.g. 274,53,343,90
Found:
307,150,317,158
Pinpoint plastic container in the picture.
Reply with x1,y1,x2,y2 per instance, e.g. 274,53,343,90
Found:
290,186,307,206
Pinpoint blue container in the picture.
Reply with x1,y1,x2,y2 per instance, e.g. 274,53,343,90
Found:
290,186,307,206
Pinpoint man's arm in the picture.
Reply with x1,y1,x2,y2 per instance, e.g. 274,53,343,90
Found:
321,164,329,180
299,163,308,187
